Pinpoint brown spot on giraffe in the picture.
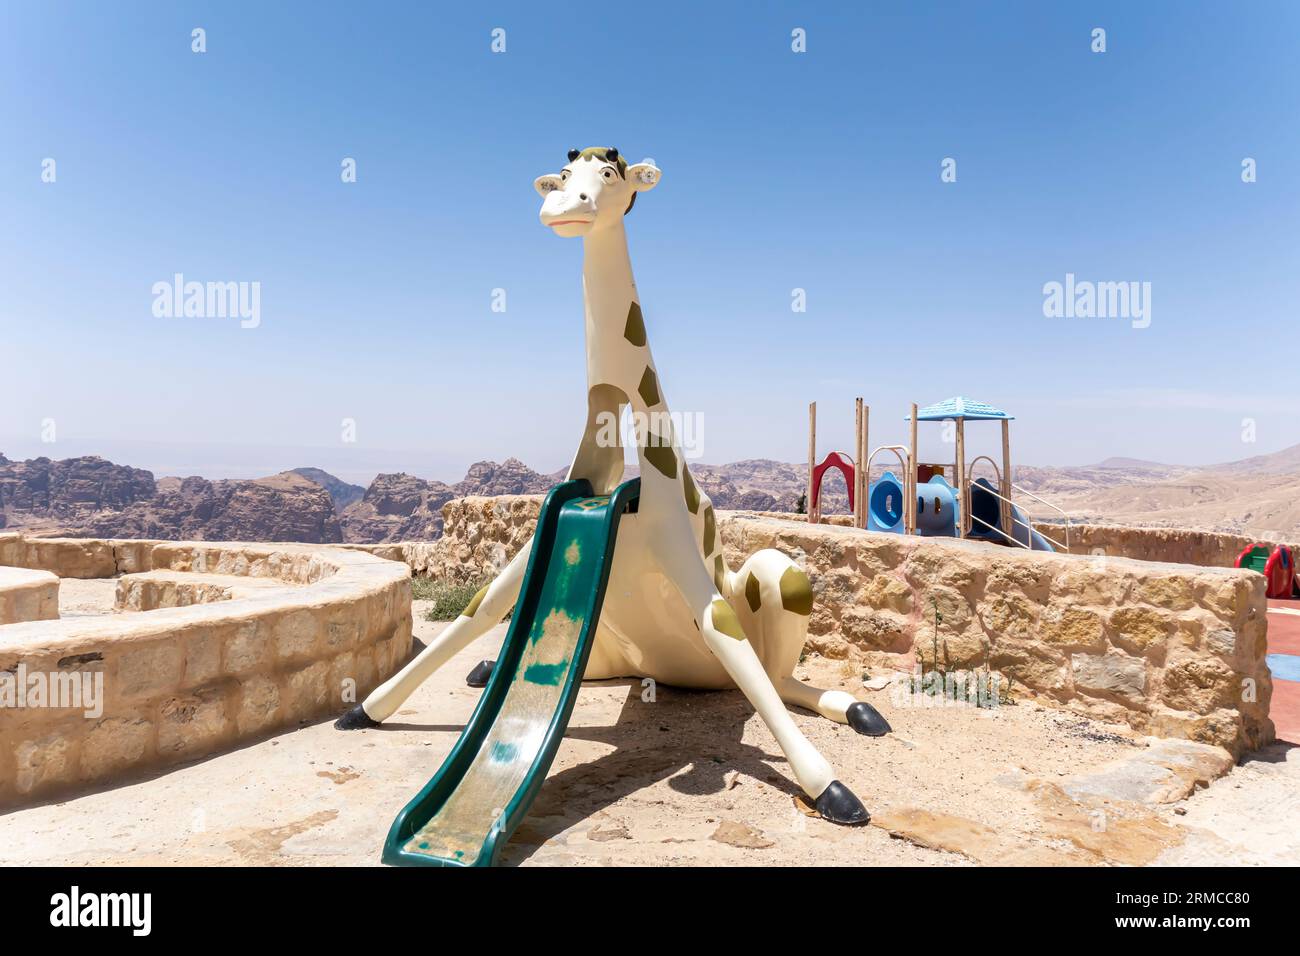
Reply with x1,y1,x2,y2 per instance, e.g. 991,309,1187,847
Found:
745,572,762,613
702,505,716,555
637,366,660,407
623,301,647,346
643,434,677,479
779,566,813,615
709,599,746,641
461,583,489,618
683,468,701,514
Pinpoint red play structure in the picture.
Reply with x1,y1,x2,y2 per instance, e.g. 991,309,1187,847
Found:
1235,543,1296,599
810,451,855,516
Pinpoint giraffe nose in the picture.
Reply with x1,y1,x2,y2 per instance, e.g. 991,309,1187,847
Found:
579,193,589,201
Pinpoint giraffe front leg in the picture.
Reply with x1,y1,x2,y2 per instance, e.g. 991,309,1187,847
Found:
666,547,870,825
335,539,531,728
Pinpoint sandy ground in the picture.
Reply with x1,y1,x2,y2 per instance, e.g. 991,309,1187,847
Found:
1,599,1296,867
56,577,121,618
1153,743,1300,866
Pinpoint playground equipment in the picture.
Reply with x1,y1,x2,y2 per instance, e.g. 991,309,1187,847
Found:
1236,543,1296,599
806,396,1069,552
338,146,889,867
384,478,637,866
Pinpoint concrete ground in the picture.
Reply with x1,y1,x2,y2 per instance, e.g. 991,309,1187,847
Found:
2,596,1297,867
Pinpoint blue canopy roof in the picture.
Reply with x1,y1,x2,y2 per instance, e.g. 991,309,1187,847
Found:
908,397,1014,422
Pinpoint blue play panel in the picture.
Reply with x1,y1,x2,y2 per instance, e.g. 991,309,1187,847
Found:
1266,653,1300,683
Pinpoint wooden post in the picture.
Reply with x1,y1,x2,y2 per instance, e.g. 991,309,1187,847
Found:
908,403,918,535
1001,418,1013,543
955,418,966,537
853,398,866,528
807,401,817,524
858,401,869,529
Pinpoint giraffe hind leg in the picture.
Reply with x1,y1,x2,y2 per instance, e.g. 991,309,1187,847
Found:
732,549,891,737
655,533,868,824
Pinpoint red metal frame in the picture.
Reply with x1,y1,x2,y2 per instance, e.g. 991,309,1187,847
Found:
811,451,855,514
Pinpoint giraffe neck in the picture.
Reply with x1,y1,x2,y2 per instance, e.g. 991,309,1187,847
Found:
580,222,662,407
573,222,691,502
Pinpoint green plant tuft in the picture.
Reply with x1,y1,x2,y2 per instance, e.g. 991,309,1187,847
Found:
413,576,512,622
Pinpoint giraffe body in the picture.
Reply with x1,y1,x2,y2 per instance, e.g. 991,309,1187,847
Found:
341,148,887,823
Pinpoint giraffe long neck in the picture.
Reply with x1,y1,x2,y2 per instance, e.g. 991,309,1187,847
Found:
581,223,663,410
574,222,717,578
574,223,690,497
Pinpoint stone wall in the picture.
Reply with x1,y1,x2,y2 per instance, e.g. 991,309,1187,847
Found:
414,495,547,584
0,568,59,626
0,535,137,578
0,535,412,808
1032,522,1291,569
411,496,1274,756
720,514,1272,756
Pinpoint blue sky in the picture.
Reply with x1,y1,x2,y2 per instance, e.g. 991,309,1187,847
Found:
2,1,1297,484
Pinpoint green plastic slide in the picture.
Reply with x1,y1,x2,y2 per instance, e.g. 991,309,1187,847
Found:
382,477,640,867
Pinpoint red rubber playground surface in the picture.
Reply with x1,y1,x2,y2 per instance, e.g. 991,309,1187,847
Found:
1266,598,1300,744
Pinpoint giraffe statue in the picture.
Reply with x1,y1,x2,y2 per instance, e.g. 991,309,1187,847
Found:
337,146,890,824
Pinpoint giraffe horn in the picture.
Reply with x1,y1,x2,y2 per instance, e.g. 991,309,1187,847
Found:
567,148,580,162
605,147,619,162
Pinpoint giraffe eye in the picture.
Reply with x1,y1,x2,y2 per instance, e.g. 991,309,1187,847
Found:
601,167,615,181
560,170,570,182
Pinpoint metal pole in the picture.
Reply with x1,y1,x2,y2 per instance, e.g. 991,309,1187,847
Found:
956,418,966,537
908,403,918,535
1001,418,1013,543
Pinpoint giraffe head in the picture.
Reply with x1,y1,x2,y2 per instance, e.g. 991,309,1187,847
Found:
535,147,661,237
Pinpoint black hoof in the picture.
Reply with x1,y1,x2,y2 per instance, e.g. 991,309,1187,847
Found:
846,701,892,736
334,704,379,730
466,659,495,688
814,779,870,826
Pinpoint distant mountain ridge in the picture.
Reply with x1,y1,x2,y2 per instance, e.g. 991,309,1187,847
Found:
3,441,1298,543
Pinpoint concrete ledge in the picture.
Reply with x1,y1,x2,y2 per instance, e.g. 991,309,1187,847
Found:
0,536,412,808
0,568,60,626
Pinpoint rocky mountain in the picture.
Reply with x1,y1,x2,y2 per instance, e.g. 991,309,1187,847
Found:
689,458,833,513
0,455,157,531
452,458,557,497
290,467,366,512
73,472,342,542
0,455,342,542
1206,442,1300,476
336,458,557,543
339,472,456,543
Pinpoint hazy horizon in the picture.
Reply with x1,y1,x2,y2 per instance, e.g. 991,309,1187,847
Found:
3,426,1295,490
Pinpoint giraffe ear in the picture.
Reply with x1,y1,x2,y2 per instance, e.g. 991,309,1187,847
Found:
534,174,565,197
626,163,661,192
